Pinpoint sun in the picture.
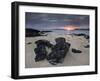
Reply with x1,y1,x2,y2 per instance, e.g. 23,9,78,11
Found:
64,25,79,31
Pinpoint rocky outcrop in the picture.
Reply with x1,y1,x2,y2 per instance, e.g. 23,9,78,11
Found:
47,37,70,65
34,37,71,65
26,28,48,37
34,46,47,62
73,33,89,39
34,40,53,62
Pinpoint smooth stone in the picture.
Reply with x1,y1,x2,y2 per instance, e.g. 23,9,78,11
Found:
72,48,82,53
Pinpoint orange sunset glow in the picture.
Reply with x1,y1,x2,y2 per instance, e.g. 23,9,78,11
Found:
64,25,79,31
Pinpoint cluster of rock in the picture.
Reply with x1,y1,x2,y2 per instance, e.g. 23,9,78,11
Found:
73,33,89,39
26,28,48,37
34,37,70,65
73,33,89,49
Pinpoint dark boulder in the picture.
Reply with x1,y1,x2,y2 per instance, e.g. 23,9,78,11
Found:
34,40,53,62
34,45,47,62
47,37,70,65
84,45,89,48
73,33,89,39
47,50,69,65
84,35,89,39
55,37,66,44
27,42,32,45
72,48,82,53
35,40,53,48
26,28,41,37
26,28,48,37
34,38,71,65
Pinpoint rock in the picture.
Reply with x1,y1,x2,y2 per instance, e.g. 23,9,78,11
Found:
84,45,89,48
47,50,68,65
35,40,53,48
34,38,71,64
26,28,41,37
84,35,89,39
27,42,32,44
72,48,82,53
34,45,47,62
55,37,66,43
47,37,70,65
34,40,53,62
73,33,89,39
26,28,48,37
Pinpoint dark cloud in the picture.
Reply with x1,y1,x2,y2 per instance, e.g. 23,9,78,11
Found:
25,12,89,30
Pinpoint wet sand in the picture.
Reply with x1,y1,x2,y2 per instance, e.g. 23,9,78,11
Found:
25,34,89,68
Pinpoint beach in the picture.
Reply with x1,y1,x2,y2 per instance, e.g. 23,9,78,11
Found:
25,33,89,68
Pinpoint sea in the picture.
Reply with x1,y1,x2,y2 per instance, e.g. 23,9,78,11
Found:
49,29,89,35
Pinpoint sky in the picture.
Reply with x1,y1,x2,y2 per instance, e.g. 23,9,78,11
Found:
25,12,89,31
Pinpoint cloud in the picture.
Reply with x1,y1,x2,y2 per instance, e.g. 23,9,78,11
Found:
25,12,89,30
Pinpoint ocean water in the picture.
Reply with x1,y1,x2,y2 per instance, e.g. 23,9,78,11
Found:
51,29,89,35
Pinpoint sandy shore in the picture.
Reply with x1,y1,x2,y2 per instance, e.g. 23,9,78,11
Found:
25,33,89,68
